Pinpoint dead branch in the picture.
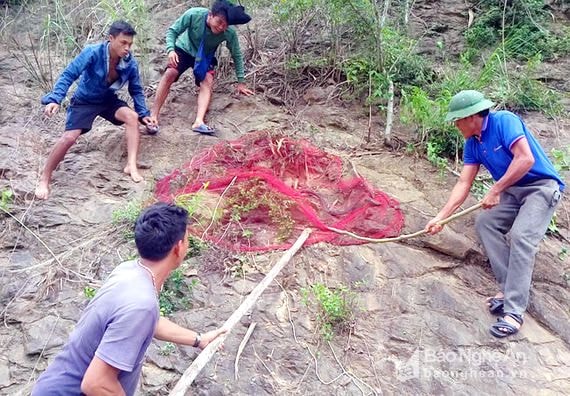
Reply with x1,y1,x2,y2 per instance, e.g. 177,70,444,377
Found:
0,206,63,268
234,322,257,380
327,341,378,395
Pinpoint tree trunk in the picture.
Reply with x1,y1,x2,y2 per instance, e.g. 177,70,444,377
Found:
383,79,394,146
380,0,392,29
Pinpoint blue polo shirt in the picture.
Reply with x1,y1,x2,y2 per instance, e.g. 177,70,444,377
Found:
463,111,565,191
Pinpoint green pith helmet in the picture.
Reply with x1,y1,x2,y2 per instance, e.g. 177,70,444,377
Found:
445,90,495,122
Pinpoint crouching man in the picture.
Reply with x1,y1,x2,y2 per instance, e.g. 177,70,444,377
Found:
32,203,226,395
36,20,158,200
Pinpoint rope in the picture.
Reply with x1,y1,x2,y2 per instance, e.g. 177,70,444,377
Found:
327,202,483,243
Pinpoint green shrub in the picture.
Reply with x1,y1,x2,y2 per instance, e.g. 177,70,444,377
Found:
548,28,570,58
187,235,206,259
551,147,570,173
301,282,358,341
343,27,431,96
464,0,568,61
400,86,460,161
482,53,564,116
0,188,14,211
547,212,559,236
401,48,563,161
158,342,176,356
159,268,199,316
465,23,498,50
471,179,491,200
174,190,205,217
112,200,142,239
83,286,97,299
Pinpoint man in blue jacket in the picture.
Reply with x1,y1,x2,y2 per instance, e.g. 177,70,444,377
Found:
425,90,564,338
36,20,157,200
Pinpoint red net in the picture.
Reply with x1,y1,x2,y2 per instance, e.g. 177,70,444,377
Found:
155,131,404,252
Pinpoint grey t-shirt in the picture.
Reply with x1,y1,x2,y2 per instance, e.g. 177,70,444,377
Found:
32,260,159,395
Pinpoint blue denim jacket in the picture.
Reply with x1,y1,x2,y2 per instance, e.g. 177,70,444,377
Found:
41,42,150,118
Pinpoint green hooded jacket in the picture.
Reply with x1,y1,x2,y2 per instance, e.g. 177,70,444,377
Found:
165,7,245,82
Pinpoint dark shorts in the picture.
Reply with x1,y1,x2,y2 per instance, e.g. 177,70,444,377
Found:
65,95,129,134
168,46,217,84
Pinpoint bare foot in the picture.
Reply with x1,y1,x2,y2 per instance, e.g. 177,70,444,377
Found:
35,181,51,200
124,166,144,183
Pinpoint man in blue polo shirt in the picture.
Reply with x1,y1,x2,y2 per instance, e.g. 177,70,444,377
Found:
425,90,564,338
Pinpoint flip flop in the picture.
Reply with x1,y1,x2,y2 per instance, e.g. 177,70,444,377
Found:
486,297,504,315
192,124,216,135
145,124,160,135
489,313,523,338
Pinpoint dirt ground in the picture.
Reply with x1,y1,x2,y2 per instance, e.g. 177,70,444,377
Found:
2,1,570,395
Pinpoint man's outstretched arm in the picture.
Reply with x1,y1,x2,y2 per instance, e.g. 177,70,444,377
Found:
126,61,155,126
154,317,227,349
41,46,93,106
425,164,479,234
225,31,253,96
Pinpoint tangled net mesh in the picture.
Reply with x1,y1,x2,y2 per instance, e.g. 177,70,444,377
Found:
155,131,404,252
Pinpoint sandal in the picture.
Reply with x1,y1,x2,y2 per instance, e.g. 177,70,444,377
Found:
192,124,216,135
486,297,504,315
145,124,160,135
489,313,523,338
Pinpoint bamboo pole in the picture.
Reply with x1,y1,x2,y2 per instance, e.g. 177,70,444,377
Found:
327,203,483,243
169,228,312,396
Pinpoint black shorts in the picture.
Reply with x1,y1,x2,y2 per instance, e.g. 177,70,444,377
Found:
65,95,128,134
168,46,218,84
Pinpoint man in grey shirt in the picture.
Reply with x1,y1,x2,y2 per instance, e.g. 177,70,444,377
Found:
32,203,226,395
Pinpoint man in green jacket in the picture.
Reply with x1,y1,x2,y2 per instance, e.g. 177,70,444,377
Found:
150,0,253,134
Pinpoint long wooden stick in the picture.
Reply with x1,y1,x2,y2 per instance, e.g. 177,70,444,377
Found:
327,202,483,243
169,228,312,396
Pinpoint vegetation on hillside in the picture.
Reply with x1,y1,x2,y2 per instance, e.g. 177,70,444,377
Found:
3,0,568,165
243,0,568,164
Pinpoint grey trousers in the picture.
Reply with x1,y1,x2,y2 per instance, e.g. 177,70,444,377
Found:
475,179,561,316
